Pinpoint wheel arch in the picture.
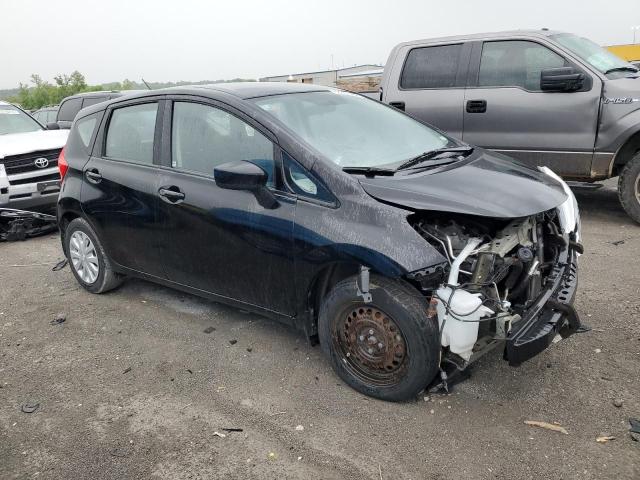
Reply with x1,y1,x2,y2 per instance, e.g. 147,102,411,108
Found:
612,129,640,177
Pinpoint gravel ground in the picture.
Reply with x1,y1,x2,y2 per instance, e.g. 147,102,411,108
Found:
1,179,639,479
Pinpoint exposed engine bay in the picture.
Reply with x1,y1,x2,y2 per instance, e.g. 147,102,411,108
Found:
408,210,580,376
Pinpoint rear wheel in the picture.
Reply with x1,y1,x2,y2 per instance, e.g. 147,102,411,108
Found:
318,274,440,401
618,153,640,224
65,217,123,294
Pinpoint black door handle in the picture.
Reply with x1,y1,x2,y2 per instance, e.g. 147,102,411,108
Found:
466,100,487,113
85,169,102,184
389,101,405,111
158,186,185,204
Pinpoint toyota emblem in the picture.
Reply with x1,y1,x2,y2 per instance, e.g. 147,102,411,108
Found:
34,157,49,169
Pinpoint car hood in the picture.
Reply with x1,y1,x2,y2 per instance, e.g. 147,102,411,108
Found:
358,149,568,218
0,130,69,159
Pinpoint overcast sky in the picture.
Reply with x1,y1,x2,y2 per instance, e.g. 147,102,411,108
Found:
2,0,639,89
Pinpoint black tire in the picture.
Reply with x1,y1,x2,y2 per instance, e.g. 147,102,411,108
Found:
65,217,123,294
318,274,440,401
618,153,640,224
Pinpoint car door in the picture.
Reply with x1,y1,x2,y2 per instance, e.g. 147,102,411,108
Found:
383,42,471,139
462,39,601,177
155,98,297,315
80,98,166,277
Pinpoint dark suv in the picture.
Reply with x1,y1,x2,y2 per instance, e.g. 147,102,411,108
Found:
56,90,142,129
57,83,582,401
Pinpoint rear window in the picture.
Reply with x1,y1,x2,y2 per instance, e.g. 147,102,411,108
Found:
400,44,462,89
57,98,83,122
105,103,158,164
82,96,109,108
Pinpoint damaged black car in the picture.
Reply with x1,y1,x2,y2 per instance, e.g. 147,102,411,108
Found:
57,83,582,401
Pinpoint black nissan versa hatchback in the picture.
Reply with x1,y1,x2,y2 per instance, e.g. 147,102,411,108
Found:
57,83,583,401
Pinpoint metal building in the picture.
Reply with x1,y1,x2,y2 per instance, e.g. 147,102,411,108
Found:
260,65,383,87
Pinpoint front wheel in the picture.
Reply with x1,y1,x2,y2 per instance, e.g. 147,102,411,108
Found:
618,153,640,224
318,274,440,401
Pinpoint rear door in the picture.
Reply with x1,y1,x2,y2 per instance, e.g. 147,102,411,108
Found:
81,97,166,277
155,97,297,314
383,42,471,139
462,39,601,177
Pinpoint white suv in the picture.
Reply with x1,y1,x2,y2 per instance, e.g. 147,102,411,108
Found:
0,101,68,211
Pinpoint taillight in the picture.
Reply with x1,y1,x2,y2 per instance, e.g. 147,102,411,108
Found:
58,147,68,180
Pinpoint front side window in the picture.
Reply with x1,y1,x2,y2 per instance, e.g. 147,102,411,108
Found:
0,104,43,135
57,98,83,122
253,91,452,169
105,103,158,164
400,44,462,89
479,40,567,91
171,102,274,186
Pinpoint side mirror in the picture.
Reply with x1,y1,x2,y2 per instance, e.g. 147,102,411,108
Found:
46,122,60,130
540,67,584,92
214,160,278,209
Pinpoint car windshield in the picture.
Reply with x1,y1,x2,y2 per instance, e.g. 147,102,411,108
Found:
552,33,638,77
0,104,43,135
252,90,454,168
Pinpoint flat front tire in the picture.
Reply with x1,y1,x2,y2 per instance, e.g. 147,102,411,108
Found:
65,217,123,294
318,274,440,401
618,153,640,224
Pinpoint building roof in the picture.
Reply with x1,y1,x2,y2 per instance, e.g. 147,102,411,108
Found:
339,69,384,78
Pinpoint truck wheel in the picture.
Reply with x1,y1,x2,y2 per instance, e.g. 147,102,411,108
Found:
618,153,640,224
318,274,440,401
65,217,123,294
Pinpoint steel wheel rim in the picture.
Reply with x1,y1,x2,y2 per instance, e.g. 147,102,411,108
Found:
333,305,408,387
69,231,99,284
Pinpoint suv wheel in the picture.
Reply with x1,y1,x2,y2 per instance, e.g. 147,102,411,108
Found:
318,274,440,401
618,152,640,224
65,218,123,293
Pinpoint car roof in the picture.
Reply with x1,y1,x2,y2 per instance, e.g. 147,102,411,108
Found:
394,29,567,48
62,90,146,101
75,82,336,118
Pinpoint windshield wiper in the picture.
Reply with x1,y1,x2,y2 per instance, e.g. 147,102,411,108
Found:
342,166,396,177
604,66,639,75
396,146,474,171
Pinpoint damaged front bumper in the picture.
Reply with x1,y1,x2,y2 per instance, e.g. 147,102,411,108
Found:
505,242,580,366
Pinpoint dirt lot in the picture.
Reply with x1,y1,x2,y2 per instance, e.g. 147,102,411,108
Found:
1,179,639,479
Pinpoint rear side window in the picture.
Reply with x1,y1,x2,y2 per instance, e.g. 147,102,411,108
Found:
171,101,274,186
478,40,567,91
57,98,82,122
105,103,158,164
400,44,462,89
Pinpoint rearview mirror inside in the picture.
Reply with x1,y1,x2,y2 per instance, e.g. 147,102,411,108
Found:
214,161,278,209
540,67,585,92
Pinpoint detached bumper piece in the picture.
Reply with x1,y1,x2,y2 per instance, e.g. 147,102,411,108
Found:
0,208,57,242
505,247,580,366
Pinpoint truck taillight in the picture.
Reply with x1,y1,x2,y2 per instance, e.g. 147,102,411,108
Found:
58,148,68,180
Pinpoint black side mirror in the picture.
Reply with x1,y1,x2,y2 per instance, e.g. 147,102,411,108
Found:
540,67,584,92
214,160,278,209
46,122,60,130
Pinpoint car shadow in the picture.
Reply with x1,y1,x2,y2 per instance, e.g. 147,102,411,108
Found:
571,181,637,227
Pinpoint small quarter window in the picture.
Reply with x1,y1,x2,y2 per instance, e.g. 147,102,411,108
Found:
283,152,333,203
76,115,98,148
105,103,158,164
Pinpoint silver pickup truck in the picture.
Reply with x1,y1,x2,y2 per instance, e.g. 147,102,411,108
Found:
0,101,68,211
374,30,640,223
